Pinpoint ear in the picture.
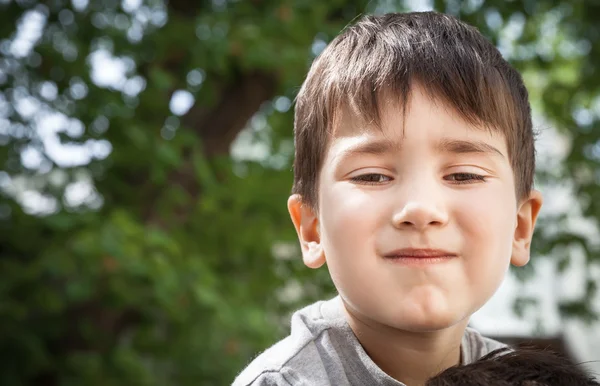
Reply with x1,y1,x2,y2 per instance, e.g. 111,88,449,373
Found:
511,190,543,267
288,194,326,269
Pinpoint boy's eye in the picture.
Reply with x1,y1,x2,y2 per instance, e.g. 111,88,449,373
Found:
444,173,486,184
350,173,392,185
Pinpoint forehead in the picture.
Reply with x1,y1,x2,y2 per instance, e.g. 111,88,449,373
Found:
330,86,507,149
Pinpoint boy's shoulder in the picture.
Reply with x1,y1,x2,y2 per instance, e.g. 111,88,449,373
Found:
232,297,509,386
232,297,346,386
461,326,508,364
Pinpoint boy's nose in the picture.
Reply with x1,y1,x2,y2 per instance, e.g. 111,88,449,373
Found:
391,201,449,231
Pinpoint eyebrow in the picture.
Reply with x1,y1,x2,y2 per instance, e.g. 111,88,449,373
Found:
336,138,401,161
437,139,505,158
336,137,504,163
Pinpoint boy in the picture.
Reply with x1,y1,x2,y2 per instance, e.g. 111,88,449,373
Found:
426,347,600,385
234,11,543,386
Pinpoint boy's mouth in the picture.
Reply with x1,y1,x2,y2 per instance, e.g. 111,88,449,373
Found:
383,248,457,265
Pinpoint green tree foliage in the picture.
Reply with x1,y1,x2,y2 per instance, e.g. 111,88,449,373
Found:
0,0,598,384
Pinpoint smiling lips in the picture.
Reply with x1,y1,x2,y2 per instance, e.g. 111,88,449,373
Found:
384,248,457,266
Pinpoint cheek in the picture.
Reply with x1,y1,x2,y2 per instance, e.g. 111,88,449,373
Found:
456,184,516,238
318,184,386,256
454,188,516,279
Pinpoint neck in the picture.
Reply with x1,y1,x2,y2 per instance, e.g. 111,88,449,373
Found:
344,305,468,386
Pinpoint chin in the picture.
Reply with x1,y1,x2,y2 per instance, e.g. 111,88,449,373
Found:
386,308,466,333
401,319,461,333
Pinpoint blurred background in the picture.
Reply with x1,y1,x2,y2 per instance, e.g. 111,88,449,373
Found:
1,0,599,384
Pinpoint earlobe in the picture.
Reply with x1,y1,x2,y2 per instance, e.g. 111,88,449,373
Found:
511,190,543,267
288,194,326,269
303,241,326,268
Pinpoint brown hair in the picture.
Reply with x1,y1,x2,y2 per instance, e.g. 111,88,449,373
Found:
292,11,535,208
426,347,599,386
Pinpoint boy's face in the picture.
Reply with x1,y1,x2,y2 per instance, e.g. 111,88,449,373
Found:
289,85,542,332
